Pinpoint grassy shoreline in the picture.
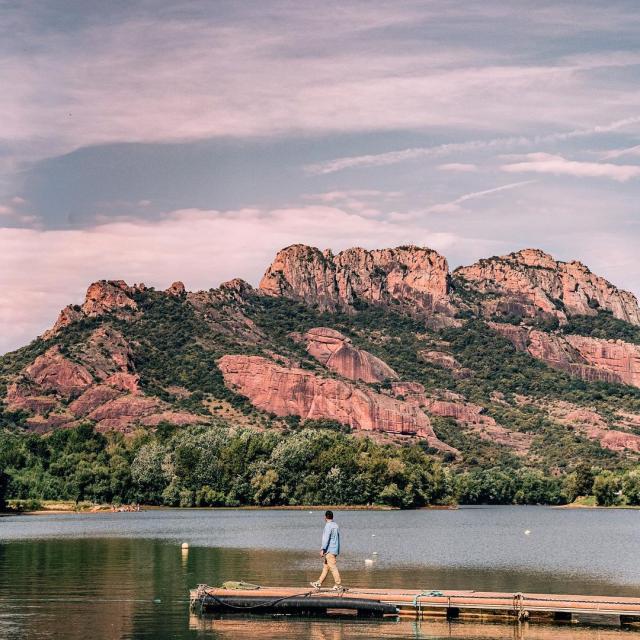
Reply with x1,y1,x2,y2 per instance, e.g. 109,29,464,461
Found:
3,500,462,516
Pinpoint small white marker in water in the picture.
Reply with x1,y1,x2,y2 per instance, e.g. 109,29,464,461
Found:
371,534,376,537
524,530,531,536
372,551,378,555
181,542,189,549
365,558,374,566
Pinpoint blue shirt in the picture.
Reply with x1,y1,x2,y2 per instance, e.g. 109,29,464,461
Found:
321,521,340,555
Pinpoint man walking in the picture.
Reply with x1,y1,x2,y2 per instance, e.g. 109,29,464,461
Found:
311,510,342,590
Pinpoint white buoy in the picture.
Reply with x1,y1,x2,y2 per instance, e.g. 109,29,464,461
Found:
524,530,531,536
365,558,374,566
181,542,189,549
372,551,378,555
371,534,376,537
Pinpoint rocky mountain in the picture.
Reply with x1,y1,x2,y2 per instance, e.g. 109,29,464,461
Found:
455,248,640,325
3,243,640,488
260,244,453,318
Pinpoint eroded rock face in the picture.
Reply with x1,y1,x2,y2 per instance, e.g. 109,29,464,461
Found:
87,395,161,422
457,249,640,324
187,281,265,343
490,323,640,388
297,327,398,383
24,346,94,398
69,386,122,417
43,280,139,339
217,354,456,453
391,382,532,454
259,244,451,314
166,281,186,296
6,327,200,433
5,384,58,414
41,305,84,340
564,335,640,387
82,280,138,317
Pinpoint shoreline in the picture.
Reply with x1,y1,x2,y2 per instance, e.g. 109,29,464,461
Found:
3,502,461,516
10,501,640,516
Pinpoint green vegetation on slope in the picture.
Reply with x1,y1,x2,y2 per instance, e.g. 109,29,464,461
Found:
3,290,640,509
442,320,640,411
562,310,640,344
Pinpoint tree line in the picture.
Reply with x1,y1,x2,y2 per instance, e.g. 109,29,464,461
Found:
2,423,638,510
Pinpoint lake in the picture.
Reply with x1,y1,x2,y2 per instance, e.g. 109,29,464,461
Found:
0,506,639,639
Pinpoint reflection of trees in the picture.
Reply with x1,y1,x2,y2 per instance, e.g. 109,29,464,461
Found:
189,616,632,640
0,537,313,640
2,535,638,640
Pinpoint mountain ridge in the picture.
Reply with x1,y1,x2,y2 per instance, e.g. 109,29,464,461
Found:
2,244,640,508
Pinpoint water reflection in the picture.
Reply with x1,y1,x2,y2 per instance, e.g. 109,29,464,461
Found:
190,616,637,639
1,508,640,639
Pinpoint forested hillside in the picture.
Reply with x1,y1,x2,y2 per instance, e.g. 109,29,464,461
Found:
2,245,640,509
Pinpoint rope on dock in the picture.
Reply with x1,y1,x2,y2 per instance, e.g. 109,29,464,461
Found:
195,585,319,611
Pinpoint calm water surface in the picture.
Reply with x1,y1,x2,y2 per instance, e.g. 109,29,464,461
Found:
0,506,639,640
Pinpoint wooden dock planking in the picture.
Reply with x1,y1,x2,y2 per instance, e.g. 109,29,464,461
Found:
190,585,640,626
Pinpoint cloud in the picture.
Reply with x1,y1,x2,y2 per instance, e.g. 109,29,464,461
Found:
501,153,640,182
426,180,535,213
302,190,403,218
306,116,640,174
0,205,484,354
3,2,640,174
437,163,478,172
305,190,402,202
601,144,640,160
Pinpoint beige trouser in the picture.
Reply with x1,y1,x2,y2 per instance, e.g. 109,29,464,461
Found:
318,553,341,586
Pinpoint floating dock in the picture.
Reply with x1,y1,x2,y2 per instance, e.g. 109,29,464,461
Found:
190,584,640,627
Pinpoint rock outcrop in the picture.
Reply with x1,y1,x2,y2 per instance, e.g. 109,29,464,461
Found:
217,354,456,453
186,280,265,343
166,281,186,296
260,244,452,314
81,280,138,317
41,305,84,340
294,327,398,383
491,323,640,388
457,249,640,324
43,280,140,339
391,382,532,454
6,327,202,433
564,335,640,388
546,401,640,453
419,350,473,379
22,346,94,397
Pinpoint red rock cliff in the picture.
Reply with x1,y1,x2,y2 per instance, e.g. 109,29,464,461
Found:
217,354,456,453
259,244,451,313
491,322,640,388
457,249,640,324
295,327,398,383
43,280,140,339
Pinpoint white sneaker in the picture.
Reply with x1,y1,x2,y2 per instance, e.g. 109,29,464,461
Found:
310,581,321,589
332,585,343,591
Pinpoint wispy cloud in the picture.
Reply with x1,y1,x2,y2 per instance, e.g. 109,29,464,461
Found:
3,0,640,177
427,180,536,213
437,163,478,172
305,116,640,175
501,153,640,182
601,144,640,160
